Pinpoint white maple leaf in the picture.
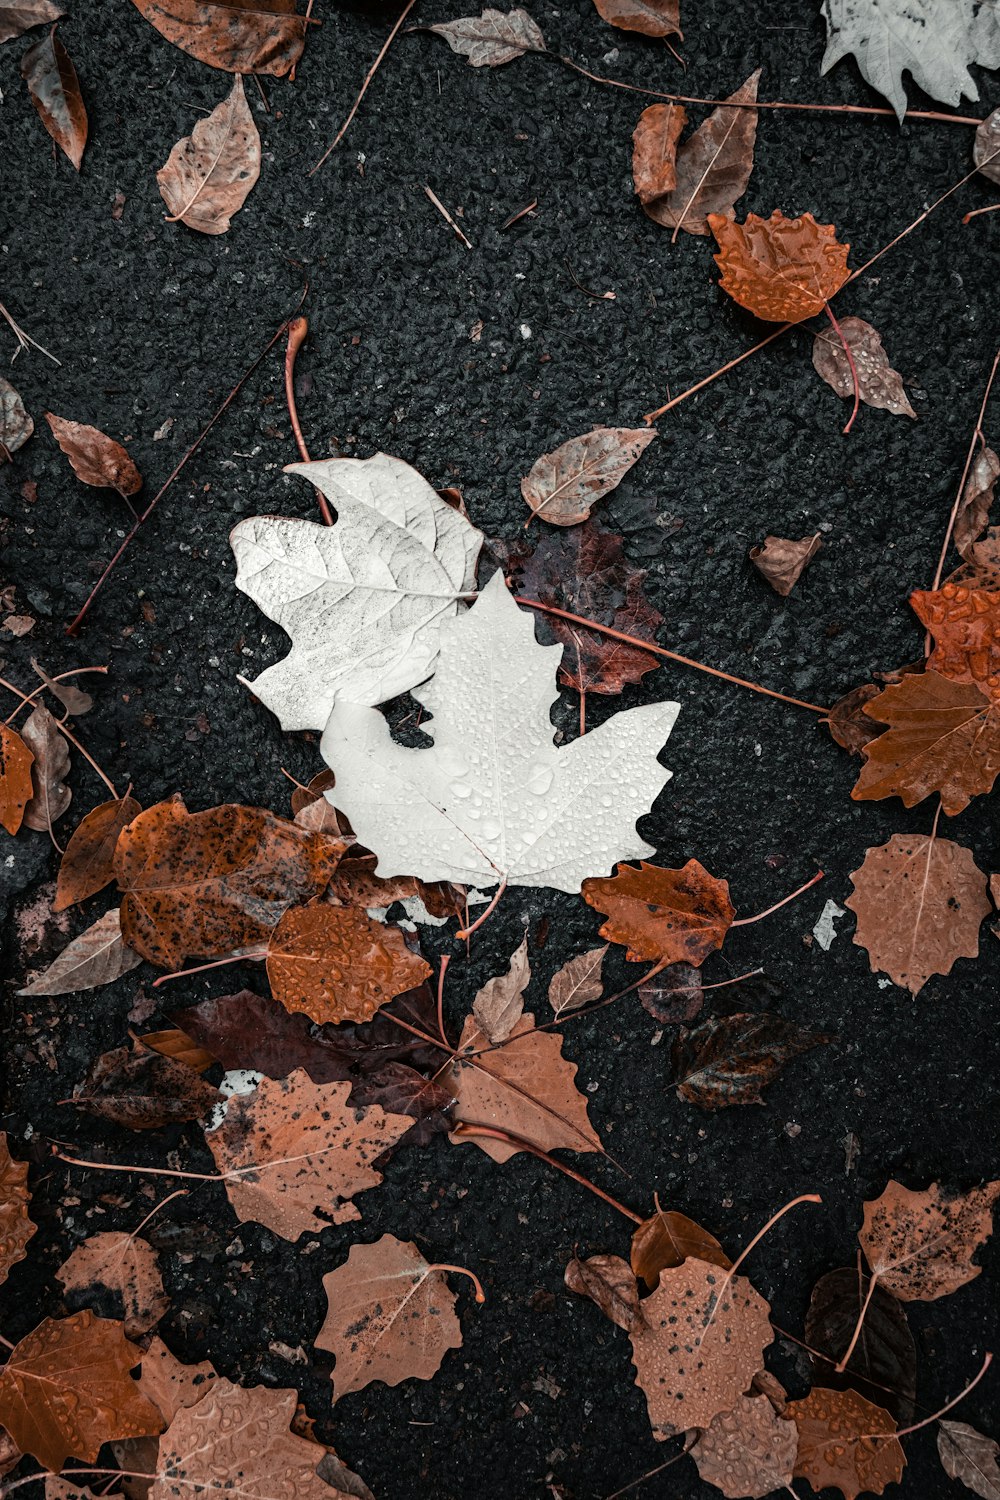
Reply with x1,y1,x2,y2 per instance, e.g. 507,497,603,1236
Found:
320,573,679,893
821,0,1000,121
230,453,483,730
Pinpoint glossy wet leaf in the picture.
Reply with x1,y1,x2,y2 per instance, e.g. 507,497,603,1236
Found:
691,1393,798,1498
826,680,884,755
54,795,141,911
710,209,852,322
157,75,260,235
564,1253,643,1332
913,583,1000,700
789,1385,904,1500
129,0,306,75
641,71,759,235
630,1207,730,1289
804,1266,916,1420
521,426,655,526
266,903,430,1026
19,908,143,996
938,1421,1000,1498
472,936,530,1043
671,1012,830,1108
0,376,33,455
45,412,141,494
57,1233,168,1338
0,1134,36,1285
425,7,546,65
72,1043,220,1130
592,0,679,39
21,704,71,832
583,858,733,965
20,24,86,169
0,723,34,836
860,1178,1000,1300
548,945,606,1016
812,317,916,418
137,1027,215,1072
750,533,820,596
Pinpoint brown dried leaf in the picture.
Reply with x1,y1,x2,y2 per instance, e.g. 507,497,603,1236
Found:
643,71,760,236
425,7,546,66
825,681,884,755
21,704,71,832
521,426,656,526
20,24,87,170
638,962,703,1023
710,209,852,323
974,106,1000,186
157,76,260,235
30,659,93,716
0,1312,162,1473
938,1421,1000,1499
445,1013,601,1161
45,413,139,493
0,1,64,43
54,795,142,911
205,1070,413,1239
266,904,431,1025
316,1234,464,1400
750,533,820,596
860,1178,1000,1300
129,0,306,76
115,796,345,969
630,1207,730,1290
57,1233,168,1338
0,1133,36,1285
137,1339,218,1423
19,908,143,996
631,103,687,204
0,722,34,836
0,375,33,455
138,1027,215,1072
564,1253,643,1332
845,833,991,994
592,0,680,36
691,1393,798,1498
629,1258,772,1438
548,944,606,1016
789,1386,904,1500
671,1012,830,1109
73,1044,220,1130
472,936,530,1042
956,445,1000,559
812,317,916,419
582,858,734,965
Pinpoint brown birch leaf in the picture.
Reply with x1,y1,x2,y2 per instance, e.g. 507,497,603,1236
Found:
632,103,687,204
548,945,606,1016
57,1233,168,1338
938,1421,1000,1498
812,317,916,418
845,833,990,994
0,1134,36,1285
860,1178,1000,1300
425,8,546,65
265,904,431,1025
128,0,306,77
643,71,759,236
21,704,71,832
521,426,656,526
0,1,65,43
54,795,142,911
789,1387,904,1500
583,858,734,965
750,533,820,596
592,0,680,36
157,76,261,235
691,1393,798,1498
20,24,87,170
0,723,34,836
18,909,143,996
564,1253,643,1332
671,1012,830,1109
472,935,530,1042
0,376,33,455
630,1207,730,1290
955,445,1000,559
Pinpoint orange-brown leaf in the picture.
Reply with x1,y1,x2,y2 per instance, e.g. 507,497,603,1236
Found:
750,533,820,596
631,102,687,204
45,413,140,494
54,795,142,911
642,71,759,236
20,25,87,171
266,904,431,1025
630,1207,730,1290
582,858,734,965
860,1178,1000,1301
912,582,1000,700
0,723,34,836
789,1386,904,1500
592,0,680,37
129,0,306,77
57,1233,168,1338
709,210,851,323
0,1134,36,1285
137,1027,215,1072
0,1311,162,1472
115,796,346,968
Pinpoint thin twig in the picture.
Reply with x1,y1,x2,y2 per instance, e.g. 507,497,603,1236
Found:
0,299,61,365
51,719,118,799
451,1122,643,1222
423,184,474,249
283,315,333,524
309,0,418,174
731,869,824,926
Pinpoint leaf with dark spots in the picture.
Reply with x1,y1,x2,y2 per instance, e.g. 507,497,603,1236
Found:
54,795,142,911
57,1233,168,1339
804,1266,916,1422
583,859,734,966
0,723,34,836
326,850,465,921
45,413,140,495
20,24,87,170
638,962,703,1023
128,0,306,76
512,520,663,696
671,1012,831,1109
72,1045,220,1130
630,1207,730,1290
157,75,261,236
564,1253,643,1332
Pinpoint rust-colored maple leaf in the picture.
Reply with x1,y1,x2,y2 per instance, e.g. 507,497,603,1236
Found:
845,833,990,994
628,1257,772,1438
789,1386,904,1500
860,1178,1000,1300
57,1232,168,1338
115,796,346,968
0,723,34,836
0,1311,162,1472
912,582,1000,697
315,1234,467,1400
205,1070,414,1239
265,904,431,1025
112,1337,220,1500
709,210,852,323
0,1133,36,1285
691,1393,798,1498
630,1205,730,1290
583,859,734,965
55,794,142,911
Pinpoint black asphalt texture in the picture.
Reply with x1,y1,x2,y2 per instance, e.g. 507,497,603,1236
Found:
2,3,999,1498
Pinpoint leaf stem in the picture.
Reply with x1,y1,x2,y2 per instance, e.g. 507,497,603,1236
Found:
451,1121,643,1222
428,1262,486,1302
151,952,263,988
436,954,452,1048
865,1352,992,1441
309,0,419,174
833,1271,880,1374
1,666,108,726
456,878,507,939
823,302,860,434
731,869,824,926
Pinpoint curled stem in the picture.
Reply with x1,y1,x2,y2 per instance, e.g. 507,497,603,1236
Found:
731,869,824,926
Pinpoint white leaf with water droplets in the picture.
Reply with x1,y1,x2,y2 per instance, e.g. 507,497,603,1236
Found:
320,573,678,893
231,453,483,731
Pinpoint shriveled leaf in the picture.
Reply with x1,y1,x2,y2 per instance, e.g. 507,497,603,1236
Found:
955,445,1000,559
513,520,663,695
826,680,890,755
0,0,64,43
631,103,687,206
206,1070,413,1239
54,795,142,911
445,1012,601,1160
691,1393,798,1498
710,209,852,323
321,574,679,893
73,1044,220,1130
643,71,759,236
232,452,483,730
21,704,71,832
0,376,33,455
0,1312,162,1473
564,1253,643,1332
20,24,87,170
19,909,143,996
316,1234,465,1399
630,1207,729,1290
290,768,343,833
0,723,34,836
138,1027,215,1072
583,858,733,965
938,1421,1000,1499
638,962,703,1023
115,796,345,968
548,945,606,1016
0,1134,36,1285
846,833,991,994
266,903,430,1026
521,426,656,526
326,853,465,922
672,1012,830,1109
129,0,306,76
57,1233,168,1338
629,1258,772,1438
860,1177,1000,1300
812,317,916,418
472,936,530,1043
975,106,1000,185
804,1266,916,1420
789,1386,904,1500
30,659,93,716
592,0,680,39
157,76,260,235
425,7,545,65
750,533,820,596
45,413,140,494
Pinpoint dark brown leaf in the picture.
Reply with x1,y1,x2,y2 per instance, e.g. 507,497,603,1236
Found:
804,1266,916,1421
750,533,820,596
630,1208,730,1289
564,1253,643,1332
30,659,93,716
21,704,71,832
638,962,703,1023
128,0,306,76
825,681,883,755
45,413,141,495
671,1012,830,1109
72,1045,220,1130
347,1061,453,1145
20,23,86,169
54,796,142,911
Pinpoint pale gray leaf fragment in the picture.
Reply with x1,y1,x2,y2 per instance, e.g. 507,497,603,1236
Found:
811,317,916,419
938,1420,1000,1499
472,935,530,1042
0,375,33,455
425,7,546,65
19,908,143,996
157,75,261,236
